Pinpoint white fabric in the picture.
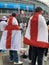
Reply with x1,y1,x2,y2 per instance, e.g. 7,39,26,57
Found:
0,17,21,51
37,15,48,42
20,23,23,28
12,17,18,25
25,14,48,43
25,16,33,39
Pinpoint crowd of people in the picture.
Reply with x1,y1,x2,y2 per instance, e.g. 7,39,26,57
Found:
0,7,49,65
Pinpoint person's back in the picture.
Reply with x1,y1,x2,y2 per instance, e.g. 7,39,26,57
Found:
24,7,49,65
9,13,23,65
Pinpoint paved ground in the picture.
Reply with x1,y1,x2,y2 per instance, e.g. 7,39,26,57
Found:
2,55,29,65
0,51,49,65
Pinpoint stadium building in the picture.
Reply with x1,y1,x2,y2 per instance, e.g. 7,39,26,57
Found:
0,0,49,22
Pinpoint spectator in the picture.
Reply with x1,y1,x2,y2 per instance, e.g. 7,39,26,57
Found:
24,7,49,65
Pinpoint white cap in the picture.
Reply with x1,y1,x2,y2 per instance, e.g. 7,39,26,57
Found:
2,16,7,20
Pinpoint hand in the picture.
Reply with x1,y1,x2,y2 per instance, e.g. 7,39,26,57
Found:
20,28,22,30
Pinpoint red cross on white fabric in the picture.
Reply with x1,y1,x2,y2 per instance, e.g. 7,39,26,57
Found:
5,16,20,49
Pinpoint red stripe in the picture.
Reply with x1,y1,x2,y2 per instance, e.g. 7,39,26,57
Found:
6,30,12,48
24,37,49,48
30,13,39,40
5,17,13,49
5,16,20,49
5,25,20,30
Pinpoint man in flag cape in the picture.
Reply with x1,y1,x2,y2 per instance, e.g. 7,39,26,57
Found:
0,13,22,64
0,14,21,51
24,9,49,48
24,7,49,65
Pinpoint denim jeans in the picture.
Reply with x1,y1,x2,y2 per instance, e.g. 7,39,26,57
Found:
9,50,18,62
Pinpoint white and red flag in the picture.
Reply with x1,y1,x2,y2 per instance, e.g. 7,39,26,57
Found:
24,13,49,48
0,16,21,51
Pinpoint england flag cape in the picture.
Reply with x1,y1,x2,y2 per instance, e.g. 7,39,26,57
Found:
0,16,21,51
24,13,49,48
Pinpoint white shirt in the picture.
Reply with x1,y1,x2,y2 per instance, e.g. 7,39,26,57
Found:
0,21,7,31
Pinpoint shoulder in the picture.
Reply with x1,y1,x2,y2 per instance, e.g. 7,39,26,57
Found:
13,17,17,21
39,14,45,19
39,14,46,21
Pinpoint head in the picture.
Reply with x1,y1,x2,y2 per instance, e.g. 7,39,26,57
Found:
2,16,7,22
34,7,43,14
12,13,16,17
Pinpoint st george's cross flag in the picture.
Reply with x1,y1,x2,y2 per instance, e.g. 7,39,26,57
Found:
24,12,49,48
0,16,21,51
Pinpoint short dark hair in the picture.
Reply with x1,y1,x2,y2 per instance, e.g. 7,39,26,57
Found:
34,7,43,12
12,13,16,17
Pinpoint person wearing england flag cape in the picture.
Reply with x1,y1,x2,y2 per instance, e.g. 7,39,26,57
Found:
0,13,23,64
24,7,49,65
0,14,21,51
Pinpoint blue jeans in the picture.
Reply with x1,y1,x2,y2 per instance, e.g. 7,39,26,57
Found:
9,50,18,62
